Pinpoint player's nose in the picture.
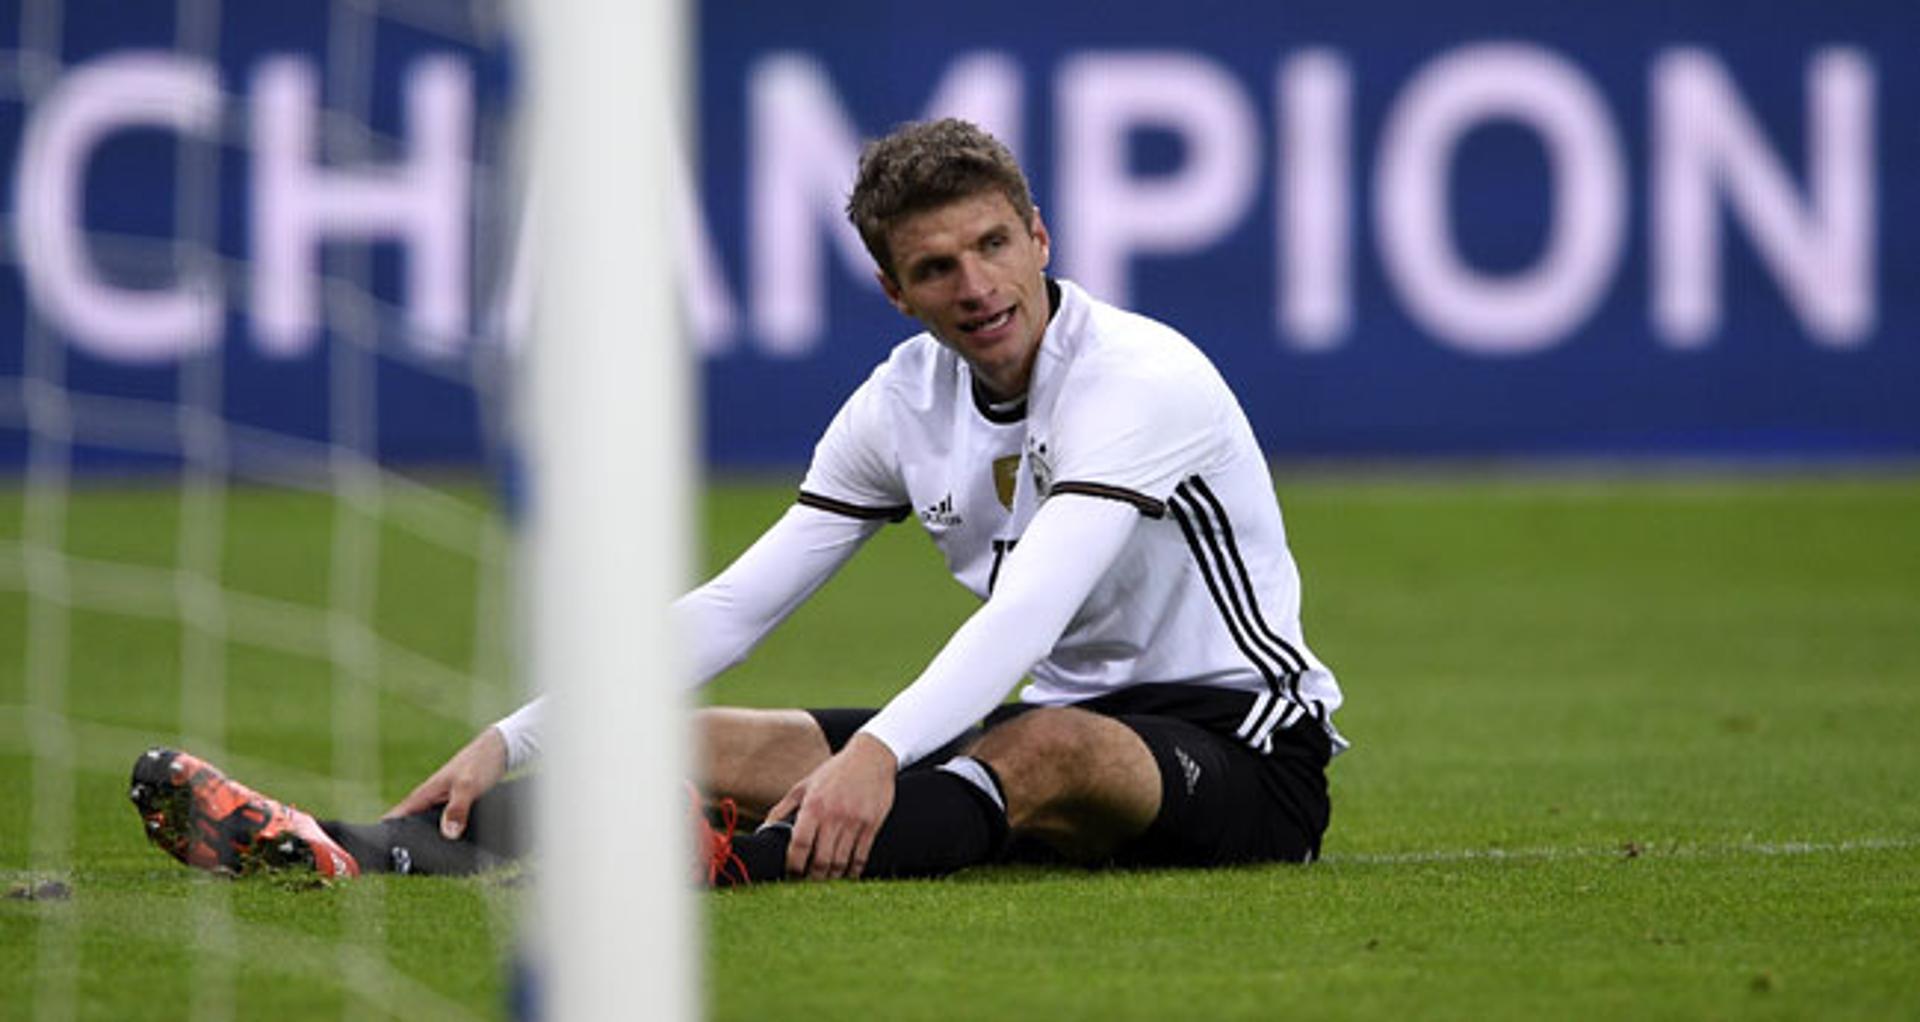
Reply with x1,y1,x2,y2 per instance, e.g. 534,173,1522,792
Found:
953,255,993,305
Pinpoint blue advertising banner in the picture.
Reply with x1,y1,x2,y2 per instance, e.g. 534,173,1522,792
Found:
3,0,1917,471
695,0,1919,464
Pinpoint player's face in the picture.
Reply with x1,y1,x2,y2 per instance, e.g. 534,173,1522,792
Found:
878,190,1053,401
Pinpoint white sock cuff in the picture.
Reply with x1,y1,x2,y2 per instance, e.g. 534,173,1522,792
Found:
936,756,1007,815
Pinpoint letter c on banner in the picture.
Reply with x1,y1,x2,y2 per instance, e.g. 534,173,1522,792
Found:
14,53,222,363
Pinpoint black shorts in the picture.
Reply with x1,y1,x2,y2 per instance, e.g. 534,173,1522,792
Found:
808,683,1332,867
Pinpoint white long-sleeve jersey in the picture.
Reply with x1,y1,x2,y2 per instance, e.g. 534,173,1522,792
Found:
496,279,1344,771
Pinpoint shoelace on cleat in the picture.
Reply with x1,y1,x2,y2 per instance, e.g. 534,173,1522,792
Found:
700,794,750,887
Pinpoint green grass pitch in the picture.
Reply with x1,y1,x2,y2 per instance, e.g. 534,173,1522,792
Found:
2,473,1918,1019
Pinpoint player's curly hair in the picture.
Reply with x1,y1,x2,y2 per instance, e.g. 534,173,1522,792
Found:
846,118,1038,282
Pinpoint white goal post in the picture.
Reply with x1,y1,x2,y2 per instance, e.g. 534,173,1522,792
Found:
522,1,696,1019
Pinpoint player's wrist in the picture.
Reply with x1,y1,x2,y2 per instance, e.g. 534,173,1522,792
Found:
846,730,902,773
475,724,508,766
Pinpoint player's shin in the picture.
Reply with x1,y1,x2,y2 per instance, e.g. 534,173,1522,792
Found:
712,758,1009,885
321,777,531,875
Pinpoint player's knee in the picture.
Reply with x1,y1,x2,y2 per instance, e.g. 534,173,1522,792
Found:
971,708,1161,856
971,709,1104,813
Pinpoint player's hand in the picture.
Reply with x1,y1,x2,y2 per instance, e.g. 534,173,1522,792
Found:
384,726,508,839
768,733,897,880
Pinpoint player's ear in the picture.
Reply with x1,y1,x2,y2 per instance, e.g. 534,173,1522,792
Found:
877,269,912,316
1029,208,1051,268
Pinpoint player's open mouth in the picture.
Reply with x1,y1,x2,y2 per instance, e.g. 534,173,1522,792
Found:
961,307,1015,335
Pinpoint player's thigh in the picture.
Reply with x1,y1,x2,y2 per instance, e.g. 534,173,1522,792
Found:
1111,715,1325,867
697,707,832,811
809,707,984,769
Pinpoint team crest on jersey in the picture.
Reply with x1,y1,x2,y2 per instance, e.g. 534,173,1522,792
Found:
992,456,1020,510
1026,437,1054,497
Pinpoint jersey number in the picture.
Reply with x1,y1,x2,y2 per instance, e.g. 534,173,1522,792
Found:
987,538,1018,594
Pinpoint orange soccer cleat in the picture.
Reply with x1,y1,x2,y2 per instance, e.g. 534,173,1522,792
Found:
129,747,360,879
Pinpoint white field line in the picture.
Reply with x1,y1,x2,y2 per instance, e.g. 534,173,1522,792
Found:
1322,835,1920,867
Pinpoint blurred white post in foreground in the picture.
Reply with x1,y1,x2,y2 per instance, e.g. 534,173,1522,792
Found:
523,0,693,1019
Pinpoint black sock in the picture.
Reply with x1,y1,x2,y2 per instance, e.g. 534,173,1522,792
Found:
725,767,1009,884
867,766,1009,877
723,822,791,885
321,777,531,876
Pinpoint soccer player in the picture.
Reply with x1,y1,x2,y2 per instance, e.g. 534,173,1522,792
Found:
132,118,1345,885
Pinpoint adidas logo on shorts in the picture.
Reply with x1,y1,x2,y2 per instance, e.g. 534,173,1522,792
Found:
1174,746,1203,796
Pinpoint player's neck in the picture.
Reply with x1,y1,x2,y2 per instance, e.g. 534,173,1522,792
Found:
975,369,1030,405
972,374,1029,424
973,277,1059,404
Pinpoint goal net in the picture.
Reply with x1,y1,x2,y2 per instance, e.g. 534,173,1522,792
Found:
1,0,689,1017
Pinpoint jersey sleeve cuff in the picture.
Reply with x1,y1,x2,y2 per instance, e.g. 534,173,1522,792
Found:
492,698,545,772
853,719,917,769
796,490,912,522
1048,481,1166,519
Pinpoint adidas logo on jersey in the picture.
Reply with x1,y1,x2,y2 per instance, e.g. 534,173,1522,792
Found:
920,494,962,528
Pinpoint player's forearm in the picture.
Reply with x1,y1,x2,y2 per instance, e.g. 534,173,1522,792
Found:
678,504,881,683
489,504,877,771
860,495,1140,767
